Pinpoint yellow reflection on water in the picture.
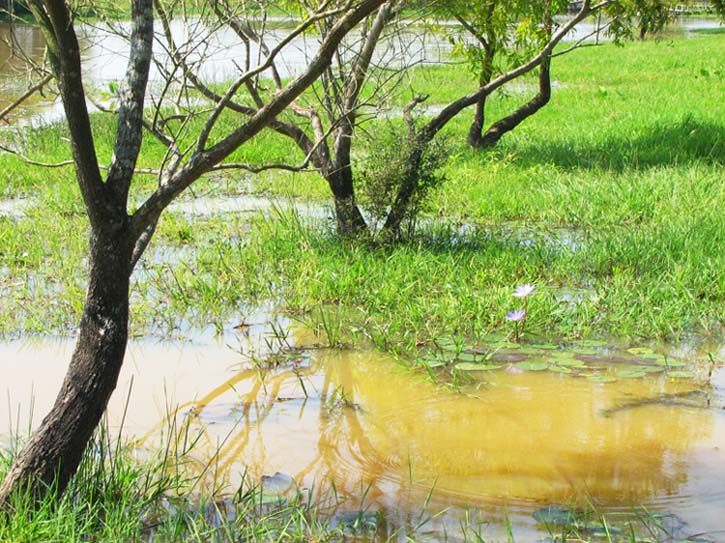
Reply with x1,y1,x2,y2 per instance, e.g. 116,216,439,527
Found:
143,349,723,514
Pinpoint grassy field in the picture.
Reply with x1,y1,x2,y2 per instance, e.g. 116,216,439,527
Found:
0,28,723,543
0,32,723,347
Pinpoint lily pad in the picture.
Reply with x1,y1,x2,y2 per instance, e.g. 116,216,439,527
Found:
587,375,617,383
573,339,608,348
491,352,529,363
419,357,447,369
657,359,687,367
455,362,502,371
435,337,459,352
457,352,486,363
627,347,655,356
517,361,549,371
639,365,665,373
553,358,589,368
616,369,647,378
549,366,572,374
667,370,695,378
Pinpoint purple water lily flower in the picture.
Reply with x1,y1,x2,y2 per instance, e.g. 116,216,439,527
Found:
505,309,526,322
513,284,536,298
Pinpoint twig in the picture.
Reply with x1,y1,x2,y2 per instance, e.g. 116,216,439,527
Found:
0,74,54,123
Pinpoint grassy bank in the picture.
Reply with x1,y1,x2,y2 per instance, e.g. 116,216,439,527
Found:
0,33,723,345
0,426,351,543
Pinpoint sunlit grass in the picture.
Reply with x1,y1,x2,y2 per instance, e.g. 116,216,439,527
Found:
0,33,722,343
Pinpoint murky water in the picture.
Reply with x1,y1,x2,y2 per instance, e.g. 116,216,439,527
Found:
2,330,724,541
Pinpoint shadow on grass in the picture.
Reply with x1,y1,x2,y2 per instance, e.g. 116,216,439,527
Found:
505,117,725,171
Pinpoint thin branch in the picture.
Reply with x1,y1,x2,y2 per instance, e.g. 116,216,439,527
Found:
0,144,158,175
0,74,54,124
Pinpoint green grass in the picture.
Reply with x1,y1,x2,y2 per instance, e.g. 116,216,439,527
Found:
0,422,352,543
0,33,723,344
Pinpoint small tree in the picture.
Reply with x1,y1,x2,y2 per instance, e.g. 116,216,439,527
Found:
167,0,418,236
0,0,388,506
441,0,705,149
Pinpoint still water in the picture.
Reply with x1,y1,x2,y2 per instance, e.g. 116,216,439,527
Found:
1,329,724,541
1,16,721,125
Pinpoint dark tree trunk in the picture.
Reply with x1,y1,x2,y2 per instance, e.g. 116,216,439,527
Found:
466,94,488,148
0,226,133,504
328,167,367,236
477,60,551,149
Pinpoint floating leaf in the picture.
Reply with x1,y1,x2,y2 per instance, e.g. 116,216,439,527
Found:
656,359,687,367
616,369,646,378
667,370,695,378
455,362,502,371
419,357,447,369
574,340,607,348
549,366,572,374
587,375,617,383
627,347,655,356
491,353,528,363
435,337,459,351
553,358,588,368
639,365,665,373
457,352,485,363
517,361,549,371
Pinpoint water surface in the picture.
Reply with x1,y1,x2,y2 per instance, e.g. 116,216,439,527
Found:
2,333,724,541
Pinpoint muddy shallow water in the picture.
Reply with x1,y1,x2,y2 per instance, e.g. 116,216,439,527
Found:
1,329,724,542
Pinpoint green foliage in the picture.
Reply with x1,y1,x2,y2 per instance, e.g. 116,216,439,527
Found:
357,124,449,234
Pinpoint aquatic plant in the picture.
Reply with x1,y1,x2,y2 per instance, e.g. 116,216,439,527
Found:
507,283,535,341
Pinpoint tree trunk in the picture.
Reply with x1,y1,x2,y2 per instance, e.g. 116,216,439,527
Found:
478,60,551,149
328,167,367,236
0,226,133,505
466,94,488,148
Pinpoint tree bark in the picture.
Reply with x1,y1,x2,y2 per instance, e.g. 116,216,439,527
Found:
327,167,367,236
466,94,488,148
0,225,133,504
476,59,551,149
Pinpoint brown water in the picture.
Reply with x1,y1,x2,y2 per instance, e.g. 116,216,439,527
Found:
2,333,724,541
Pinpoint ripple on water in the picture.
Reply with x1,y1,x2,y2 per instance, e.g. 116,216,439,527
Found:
2,337,725,541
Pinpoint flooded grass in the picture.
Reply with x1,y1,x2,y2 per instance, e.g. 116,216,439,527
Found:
0,27,724,543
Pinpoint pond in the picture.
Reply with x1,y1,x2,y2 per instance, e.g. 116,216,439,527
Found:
2,327,724,542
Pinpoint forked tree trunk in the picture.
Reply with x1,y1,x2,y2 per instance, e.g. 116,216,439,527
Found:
0,226,133,504
473,60,552,149
466,93,489,148
328,167,367,236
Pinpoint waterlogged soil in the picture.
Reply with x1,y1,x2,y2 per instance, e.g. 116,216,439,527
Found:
1,330,724,542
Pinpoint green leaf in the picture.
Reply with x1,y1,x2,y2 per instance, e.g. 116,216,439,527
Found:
587,375,617,383
455,362,502,371
616,369,646,378
656,359,687,367
667,370,695,378
517,361,549,371
457,352,485,363
639,365,665,373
